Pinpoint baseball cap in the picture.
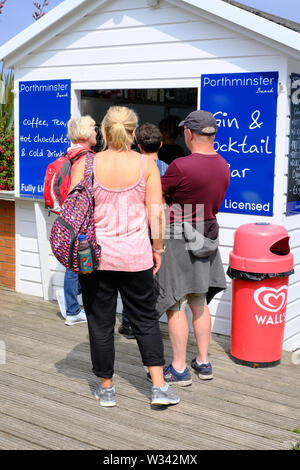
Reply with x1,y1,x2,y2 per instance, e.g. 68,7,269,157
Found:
178,110,217,134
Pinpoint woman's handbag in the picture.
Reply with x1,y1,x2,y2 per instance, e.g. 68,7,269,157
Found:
49,152,101,273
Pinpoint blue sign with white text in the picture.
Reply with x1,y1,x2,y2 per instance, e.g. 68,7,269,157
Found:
286,73,300,216
19,80,71,198
201,72,278,216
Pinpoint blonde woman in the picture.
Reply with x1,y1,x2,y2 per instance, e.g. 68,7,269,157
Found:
70,106,180,408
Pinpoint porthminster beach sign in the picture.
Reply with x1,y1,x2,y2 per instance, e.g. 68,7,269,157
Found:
201,72,278,216
19,80,71,199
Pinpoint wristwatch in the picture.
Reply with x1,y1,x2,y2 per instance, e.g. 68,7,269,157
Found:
153,245,166,254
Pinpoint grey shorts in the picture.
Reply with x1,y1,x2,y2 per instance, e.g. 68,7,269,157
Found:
168,293,207,312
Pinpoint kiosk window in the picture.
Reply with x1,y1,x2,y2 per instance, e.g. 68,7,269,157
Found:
80,88,197,156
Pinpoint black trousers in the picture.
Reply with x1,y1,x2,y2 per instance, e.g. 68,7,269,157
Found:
79,268,165,378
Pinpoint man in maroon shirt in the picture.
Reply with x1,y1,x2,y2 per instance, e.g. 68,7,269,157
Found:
162,111,230,239
155,110,230,385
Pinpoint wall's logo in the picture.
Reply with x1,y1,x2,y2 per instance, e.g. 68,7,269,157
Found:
254,286,288,313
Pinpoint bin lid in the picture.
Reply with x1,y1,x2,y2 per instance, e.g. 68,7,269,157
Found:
229,223,294,273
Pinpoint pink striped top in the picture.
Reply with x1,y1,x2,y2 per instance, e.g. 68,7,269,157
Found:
93,155,154,272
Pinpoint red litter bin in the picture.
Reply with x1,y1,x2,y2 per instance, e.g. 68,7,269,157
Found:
227,223,294,367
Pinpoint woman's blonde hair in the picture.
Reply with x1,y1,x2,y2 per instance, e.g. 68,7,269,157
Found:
67,115,95,143
101,106,138,151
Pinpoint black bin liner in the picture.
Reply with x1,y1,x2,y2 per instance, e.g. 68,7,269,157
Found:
227,267,294,281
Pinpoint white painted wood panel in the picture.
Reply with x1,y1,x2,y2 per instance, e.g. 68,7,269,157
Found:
284,316,300,351
219,227,235,247
16,204,36,222
18,221,37,238
20,252,40,269
289,264,300,285
72,4,208,31
37,22,238,52
219,245,232,265
286,297,300,322
19,266,42,284
51,271,65,288
24,39,273,69
210,298,232,336
18,56,280,84
288,228,300,248
101,0,151,11
286,281,300,304
19,237,38,253
17,280,44,298
283,334,300,352
292,246,300,265
15,201,51,298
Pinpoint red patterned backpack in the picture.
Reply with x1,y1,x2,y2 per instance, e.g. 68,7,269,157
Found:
49,152,101,273
43,149,88,214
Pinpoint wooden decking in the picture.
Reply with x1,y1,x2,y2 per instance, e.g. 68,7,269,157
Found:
0,286,299,451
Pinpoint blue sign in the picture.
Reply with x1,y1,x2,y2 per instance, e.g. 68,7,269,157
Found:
19,80,71,198
201,72,278,216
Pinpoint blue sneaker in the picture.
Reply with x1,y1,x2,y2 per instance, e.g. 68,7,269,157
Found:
147,364,192,387
191,358,213,380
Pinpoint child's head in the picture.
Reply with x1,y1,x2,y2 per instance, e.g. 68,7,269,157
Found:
135,123,162,154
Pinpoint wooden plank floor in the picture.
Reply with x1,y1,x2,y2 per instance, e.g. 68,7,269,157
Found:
0,286,299,450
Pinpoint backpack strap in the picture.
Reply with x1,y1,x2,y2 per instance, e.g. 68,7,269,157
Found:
83,152,95,192
70,150,88,164
84,152,94,176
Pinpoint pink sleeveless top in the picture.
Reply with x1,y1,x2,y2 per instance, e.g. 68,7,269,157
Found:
93,154,153,272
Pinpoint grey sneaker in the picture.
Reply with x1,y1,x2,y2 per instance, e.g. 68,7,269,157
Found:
65,309,87,326
94,385,116,407
151,384,180,406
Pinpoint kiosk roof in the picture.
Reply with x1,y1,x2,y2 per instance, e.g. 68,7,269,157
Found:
0,0,299,68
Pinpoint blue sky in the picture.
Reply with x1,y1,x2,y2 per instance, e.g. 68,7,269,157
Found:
0,0,299,47
0,0,64,46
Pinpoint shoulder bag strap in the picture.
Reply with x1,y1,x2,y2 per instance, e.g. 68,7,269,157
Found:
70,150,88,164
83,152,94,184
83,152,95,210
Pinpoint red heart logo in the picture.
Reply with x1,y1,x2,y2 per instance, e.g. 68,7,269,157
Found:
254,286,287,313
